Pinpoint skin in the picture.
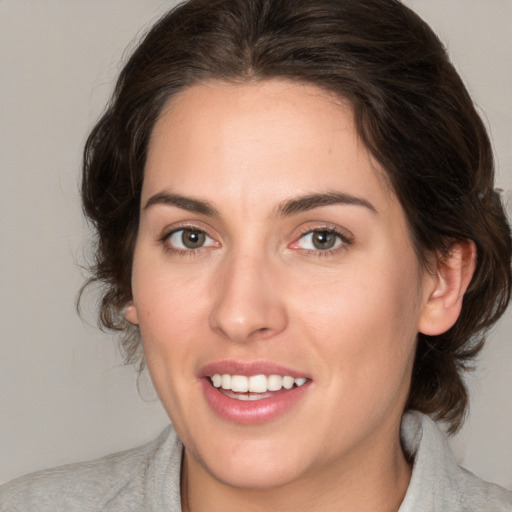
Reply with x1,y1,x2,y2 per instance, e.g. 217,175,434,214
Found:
125,79,473,511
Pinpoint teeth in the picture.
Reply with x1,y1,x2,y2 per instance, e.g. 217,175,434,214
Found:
249,374,267,393
282,376,294,390
221,374,231,390
231,375,249,392
267,374,283,391
210,374,308,393
211,374,222,388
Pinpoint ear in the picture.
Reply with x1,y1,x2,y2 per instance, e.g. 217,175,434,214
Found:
418,240,477,336
124,302,139,325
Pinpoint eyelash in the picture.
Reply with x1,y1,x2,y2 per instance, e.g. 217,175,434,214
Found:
160,225,352,257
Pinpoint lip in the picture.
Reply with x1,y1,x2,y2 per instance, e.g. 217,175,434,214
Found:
199,360,311,424
199,360,310,379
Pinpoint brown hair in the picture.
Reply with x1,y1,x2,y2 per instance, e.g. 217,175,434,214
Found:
81,0,511,433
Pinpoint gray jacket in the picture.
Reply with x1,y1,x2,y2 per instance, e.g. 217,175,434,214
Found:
1,411,511,511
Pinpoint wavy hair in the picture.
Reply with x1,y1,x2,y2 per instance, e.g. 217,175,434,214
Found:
81,0,511,433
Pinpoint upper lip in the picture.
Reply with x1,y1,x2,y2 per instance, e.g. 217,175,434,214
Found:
199,360,310,379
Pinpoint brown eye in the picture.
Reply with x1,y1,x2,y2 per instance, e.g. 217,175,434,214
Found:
182,229,205,248
296,230,344,251
311,231,337,250
168,228,214,250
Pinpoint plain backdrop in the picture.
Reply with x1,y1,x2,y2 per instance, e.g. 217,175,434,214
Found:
1,0,511,488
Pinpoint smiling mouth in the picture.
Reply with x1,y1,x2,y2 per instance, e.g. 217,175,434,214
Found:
202,370,311,423
209,373,308,401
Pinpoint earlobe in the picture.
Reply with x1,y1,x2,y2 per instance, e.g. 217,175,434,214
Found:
124,302,140,325
418,240,477,336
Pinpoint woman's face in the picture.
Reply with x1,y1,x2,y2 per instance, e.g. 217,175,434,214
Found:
127,79,435,489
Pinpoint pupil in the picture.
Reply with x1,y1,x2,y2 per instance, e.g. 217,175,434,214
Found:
182,229,205,249
313,231,335,250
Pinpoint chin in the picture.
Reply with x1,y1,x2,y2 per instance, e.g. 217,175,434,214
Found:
196,450,307,490
181,425,316,491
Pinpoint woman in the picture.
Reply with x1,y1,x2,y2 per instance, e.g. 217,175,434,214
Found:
1,0,511,510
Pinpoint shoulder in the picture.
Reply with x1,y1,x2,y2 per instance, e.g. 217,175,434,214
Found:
455,464,512,511
0,426,179,512
400,411,512,512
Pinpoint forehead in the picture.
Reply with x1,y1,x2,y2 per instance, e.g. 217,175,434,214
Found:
143,79,394,212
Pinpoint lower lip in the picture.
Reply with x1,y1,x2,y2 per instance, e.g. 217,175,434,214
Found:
201,379,310,424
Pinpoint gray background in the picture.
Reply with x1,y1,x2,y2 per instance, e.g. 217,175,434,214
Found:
1,0,511,488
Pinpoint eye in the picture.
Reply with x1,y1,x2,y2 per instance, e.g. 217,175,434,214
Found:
295,229,345,251
166,228,216,250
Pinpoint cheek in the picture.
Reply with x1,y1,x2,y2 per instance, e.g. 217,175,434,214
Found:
131,261,211,381
133,255,208,331
289,255,422,382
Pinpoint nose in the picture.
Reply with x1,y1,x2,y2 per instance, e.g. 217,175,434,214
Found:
208,251,288,343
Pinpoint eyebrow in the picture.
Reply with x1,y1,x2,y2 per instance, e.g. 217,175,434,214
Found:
143,191,219,216
275,191,377,217
143,190,376,218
